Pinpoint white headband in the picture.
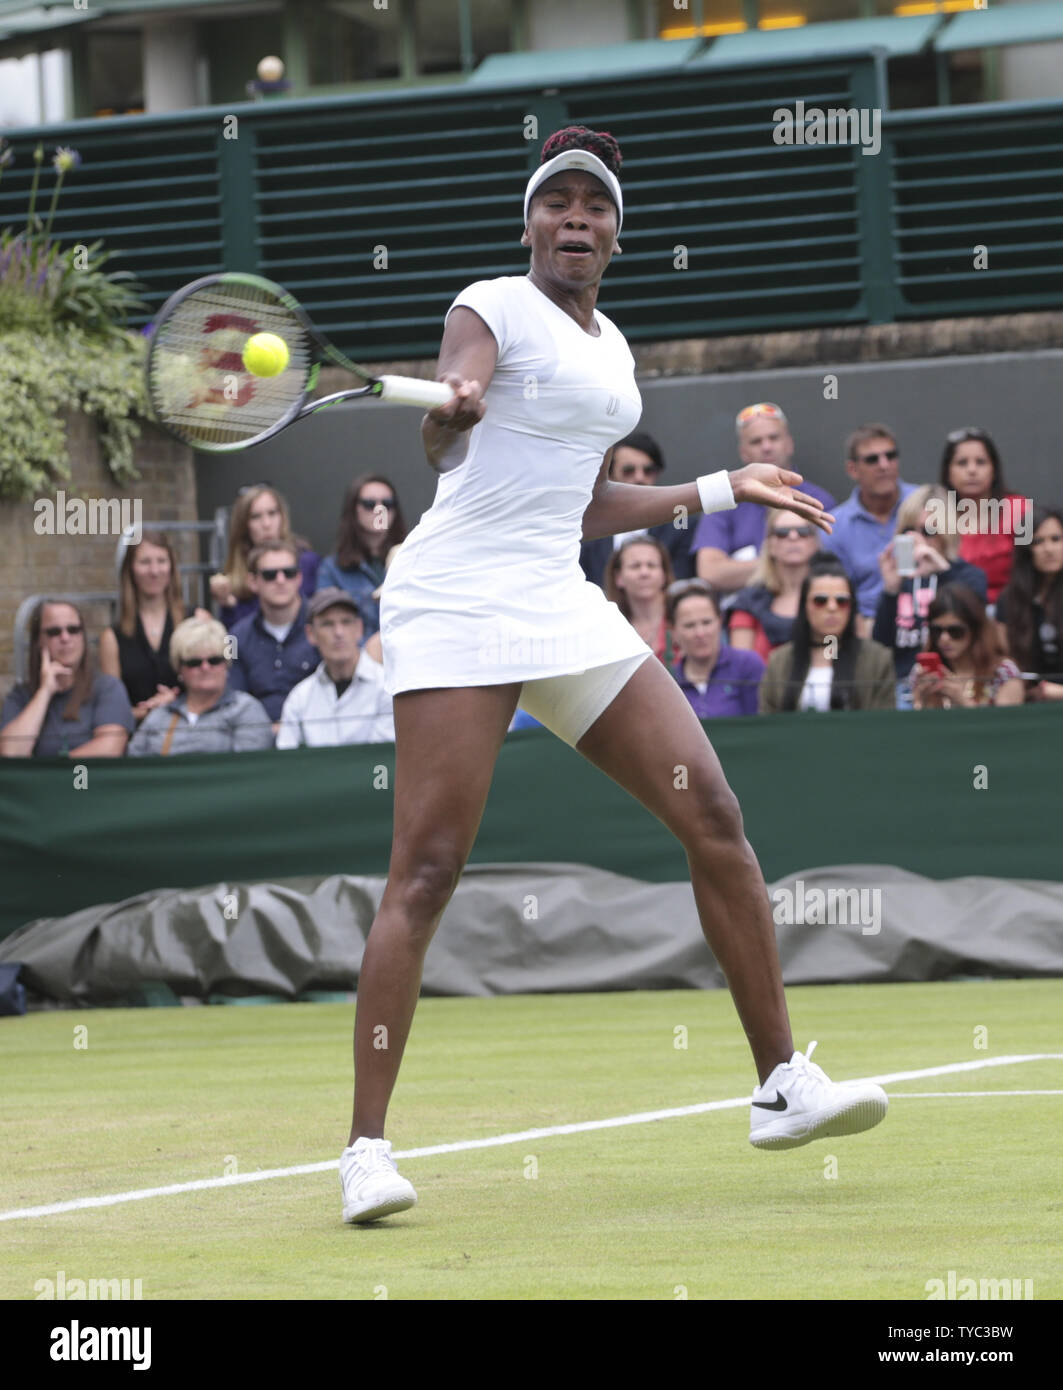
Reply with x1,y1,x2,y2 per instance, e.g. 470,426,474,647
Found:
523,149,623,236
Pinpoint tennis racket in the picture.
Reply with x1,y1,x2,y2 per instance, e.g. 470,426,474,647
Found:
144,272,455,453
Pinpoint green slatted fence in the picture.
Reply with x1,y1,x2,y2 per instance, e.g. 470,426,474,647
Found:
886,101,1063,317
2,59,1061,358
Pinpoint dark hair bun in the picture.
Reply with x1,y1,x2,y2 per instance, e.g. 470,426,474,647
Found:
540,126,622,176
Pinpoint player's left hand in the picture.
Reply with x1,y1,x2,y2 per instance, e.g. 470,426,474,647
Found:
728,464,835,535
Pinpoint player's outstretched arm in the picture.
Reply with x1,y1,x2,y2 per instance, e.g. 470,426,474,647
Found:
729,464,834,536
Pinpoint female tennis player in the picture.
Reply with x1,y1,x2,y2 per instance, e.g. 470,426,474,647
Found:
340,126,887,1223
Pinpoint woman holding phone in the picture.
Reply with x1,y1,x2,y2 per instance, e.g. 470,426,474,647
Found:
873,485,988,708
911,586,1024,709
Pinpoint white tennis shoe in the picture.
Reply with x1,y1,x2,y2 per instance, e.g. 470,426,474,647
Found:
340,1137,417,1223
749,1041,888,1150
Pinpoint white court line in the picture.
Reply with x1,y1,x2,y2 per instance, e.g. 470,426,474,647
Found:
2,1051,1060,1223
891,1090,1063,1097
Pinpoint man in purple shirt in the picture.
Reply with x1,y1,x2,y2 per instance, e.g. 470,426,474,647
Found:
820,423,917,635
691,403,836,601
666,579,765,718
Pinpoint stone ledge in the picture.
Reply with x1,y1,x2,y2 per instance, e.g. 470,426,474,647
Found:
315,312,1063,389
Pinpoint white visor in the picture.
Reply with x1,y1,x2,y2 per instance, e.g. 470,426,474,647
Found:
523,149,623,236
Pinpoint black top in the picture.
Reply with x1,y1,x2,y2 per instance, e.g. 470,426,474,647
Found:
111,611,183,706
995,591,1062,682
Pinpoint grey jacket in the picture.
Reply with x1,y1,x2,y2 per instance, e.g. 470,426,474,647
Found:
128,688,274,756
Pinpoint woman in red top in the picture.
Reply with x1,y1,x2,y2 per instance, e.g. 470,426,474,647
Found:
604,534,677,665
939,427,1027,604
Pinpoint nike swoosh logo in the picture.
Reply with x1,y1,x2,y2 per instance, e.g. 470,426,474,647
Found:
752,1094,788,1112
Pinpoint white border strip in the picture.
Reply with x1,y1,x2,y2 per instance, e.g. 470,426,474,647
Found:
2,1052,1060,1223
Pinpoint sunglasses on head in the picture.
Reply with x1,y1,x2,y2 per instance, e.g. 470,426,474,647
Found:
857,448,898,465
181,655,226,668
771,524,816,539
257,565,299,581
810,594,852,608
931,622,967,641
44,624,83,637
946,428,990,446
737,403,784,425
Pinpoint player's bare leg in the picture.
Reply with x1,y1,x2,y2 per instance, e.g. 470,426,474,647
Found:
348,681,522,1143
575,656,792,1082
575,655,887,1147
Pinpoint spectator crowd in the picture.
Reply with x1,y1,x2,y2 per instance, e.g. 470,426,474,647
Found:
3,409,1060,760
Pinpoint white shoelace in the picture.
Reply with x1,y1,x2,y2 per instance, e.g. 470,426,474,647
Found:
348,1139,395,1177
782,1040,835,1100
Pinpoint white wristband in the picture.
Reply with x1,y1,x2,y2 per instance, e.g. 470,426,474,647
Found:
696,470,737,515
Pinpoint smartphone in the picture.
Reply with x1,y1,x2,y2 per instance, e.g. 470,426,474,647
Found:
893,533,917,577
915,652,945,677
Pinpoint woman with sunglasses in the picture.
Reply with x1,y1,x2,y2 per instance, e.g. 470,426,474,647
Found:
210,485,320,630
873,485,988,708
912,586,1024,710
728,509,821,661
995,506,1063,702
127,615,274,755
759,557,895,713
316,474,408,639
1,600,133,757
939,427,1027,605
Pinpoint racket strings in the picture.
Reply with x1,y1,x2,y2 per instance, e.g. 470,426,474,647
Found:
148,284,313,448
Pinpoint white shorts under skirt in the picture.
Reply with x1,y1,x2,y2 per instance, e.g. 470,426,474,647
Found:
516,650,653,749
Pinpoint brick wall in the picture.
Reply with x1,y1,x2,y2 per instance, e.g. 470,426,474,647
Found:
0,412,197,694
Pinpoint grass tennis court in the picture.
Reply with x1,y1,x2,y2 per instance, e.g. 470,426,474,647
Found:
3,979,1060,1301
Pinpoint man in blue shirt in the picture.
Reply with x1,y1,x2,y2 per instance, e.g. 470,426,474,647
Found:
227,541,317,723
822,423,917,634
691,403,835,603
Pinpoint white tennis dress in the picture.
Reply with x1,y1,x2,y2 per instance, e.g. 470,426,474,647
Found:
380,275,652,696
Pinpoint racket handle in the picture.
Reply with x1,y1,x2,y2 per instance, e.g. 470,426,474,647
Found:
376,376,456,409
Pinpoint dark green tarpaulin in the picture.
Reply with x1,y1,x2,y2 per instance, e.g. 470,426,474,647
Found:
0,706,1060,941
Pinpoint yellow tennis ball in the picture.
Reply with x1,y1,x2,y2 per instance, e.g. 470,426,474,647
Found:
242,332,289,377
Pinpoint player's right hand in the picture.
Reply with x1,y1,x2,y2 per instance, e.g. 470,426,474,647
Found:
428,374,485,433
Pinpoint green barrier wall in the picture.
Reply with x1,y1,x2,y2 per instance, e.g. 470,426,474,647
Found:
0,706,1059,941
